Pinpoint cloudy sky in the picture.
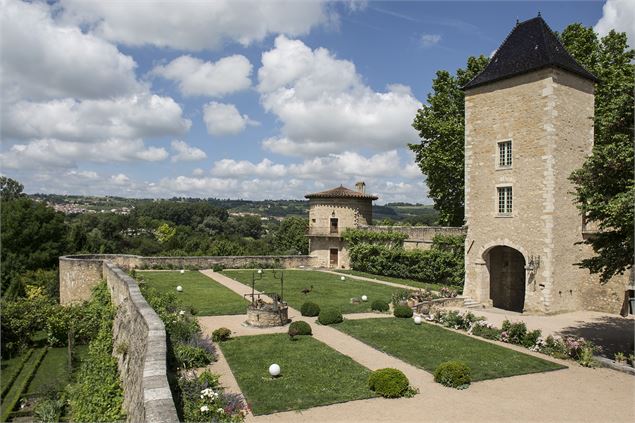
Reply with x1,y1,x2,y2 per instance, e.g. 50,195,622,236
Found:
1,0,633,203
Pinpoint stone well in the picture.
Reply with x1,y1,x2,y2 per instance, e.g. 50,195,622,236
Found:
246,302,289,327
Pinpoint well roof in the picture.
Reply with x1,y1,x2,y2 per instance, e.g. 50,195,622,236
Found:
463,16,597,90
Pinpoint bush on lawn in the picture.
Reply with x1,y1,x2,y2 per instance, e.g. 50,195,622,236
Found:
371,300,390,312
318,308,343,325
393,305,413,318
501,320,527,345
212,327,232,342
368,368,410,398
288,321,312,339
434,361,471,389
300,301,321,317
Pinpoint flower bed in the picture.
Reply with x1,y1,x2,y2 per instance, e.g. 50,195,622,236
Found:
427,310,598,367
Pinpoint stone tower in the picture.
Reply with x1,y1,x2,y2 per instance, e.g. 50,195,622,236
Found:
462,16,612,314
305,184,377,268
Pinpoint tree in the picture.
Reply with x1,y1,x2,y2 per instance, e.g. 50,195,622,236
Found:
273,217,309,255
155,223,176,244
0,176,24,200
561,26,634,280
409,55,489,226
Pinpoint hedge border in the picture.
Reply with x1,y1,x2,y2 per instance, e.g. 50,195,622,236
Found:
0,348,34,399
0,347,48,422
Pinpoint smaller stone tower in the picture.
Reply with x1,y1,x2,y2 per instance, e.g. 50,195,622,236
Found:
305,184,377,268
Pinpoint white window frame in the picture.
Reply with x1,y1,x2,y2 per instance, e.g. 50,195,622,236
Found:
496,139,513,169
497,185,513,216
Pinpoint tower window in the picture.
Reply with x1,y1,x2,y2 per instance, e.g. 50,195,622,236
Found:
330,218,338,233
497,186,512,215
498,140,512,167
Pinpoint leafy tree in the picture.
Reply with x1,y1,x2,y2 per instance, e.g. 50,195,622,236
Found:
409,56,489,226
561,26,634,280
0,176,24,200
155,223,177,244
272,217,308,254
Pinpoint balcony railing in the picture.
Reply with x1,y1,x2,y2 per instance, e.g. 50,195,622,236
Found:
307,227,341,237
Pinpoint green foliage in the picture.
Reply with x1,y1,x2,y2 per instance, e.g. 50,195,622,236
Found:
272,216,309,254
173,343,215,369
0,347,48,422
156,222,177,244
409,56,489,225
0,176,24,200
562,26,634,280
342,229,408,247
368,368,410,398
178,370,249,422
470,323,501,340
501,320,528,345
212,328,232,342
288,321,312,338
434,361,471,389
393,305,413,318
1,296,54,357
370,300,389,312
318,308,343,325
522,329,543,349
33,397,64,423
1,197,67,298
300,301,320,317
18,269,59,301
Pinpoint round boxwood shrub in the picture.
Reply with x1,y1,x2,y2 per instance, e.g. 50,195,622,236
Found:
318,308,343,325
212,327,232,342
288,321,312,337
371,300,390,312
434,361,471,389
393,305,413,318
300,301,321,317
368,368,410,398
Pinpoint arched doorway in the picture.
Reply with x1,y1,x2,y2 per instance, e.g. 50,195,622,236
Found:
486,246,526,312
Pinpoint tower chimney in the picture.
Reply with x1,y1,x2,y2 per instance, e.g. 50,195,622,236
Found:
355,181,366,193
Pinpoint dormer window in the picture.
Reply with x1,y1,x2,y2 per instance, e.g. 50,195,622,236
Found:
498,140,512,168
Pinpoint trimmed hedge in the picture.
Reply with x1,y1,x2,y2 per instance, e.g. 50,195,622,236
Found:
393,305,413,318
300,301,321,317
318,308,343,325
434,361,471,389
0,348,34,399
371,300,390,312
368,368,410,398
0,347,48,422
288,321,312,337
212,327,232,342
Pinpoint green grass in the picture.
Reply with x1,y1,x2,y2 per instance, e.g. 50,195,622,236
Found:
223,269,406,314
219,334,374,415
334,318,565,381
334,269,458,292
0,347,47,422
26,345,89,395
139,271,248,315
1,349,33,398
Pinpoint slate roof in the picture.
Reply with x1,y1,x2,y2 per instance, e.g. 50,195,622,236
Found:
305,185,379,200
463,16,597,90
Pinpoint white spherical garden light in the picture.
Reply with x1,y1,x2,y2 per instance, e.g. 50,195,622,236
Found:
269,363,281,377
361,295,368,302
180,269,185,274
176,285,183,292
340,276,346,281
414,316,422,325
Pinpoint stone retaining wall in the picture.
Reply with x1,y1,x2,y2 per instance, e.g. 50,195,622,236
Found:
358,225,466,250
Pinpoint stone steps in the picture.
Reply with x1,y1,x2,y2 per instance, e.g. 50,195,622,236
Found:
463,298,482,309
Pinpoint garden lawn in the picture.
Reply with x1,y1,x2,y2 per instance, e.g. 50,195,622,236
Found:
140,271,248,315
1,350,32,397
335,318,565,381
26,346,89,395
220,334,374,415
223,269,403,314
335,269,456,292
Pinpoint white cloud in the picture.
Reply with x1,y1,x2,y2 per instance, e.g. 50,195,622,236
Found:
153,55,252,97
211,158,287,178
1,0,140,101
594,0,635,46
60,0,333,51
2,95,190,143
170,140,207,162
192,168,205,176
1,139,168,170
111,173,130,185
257,36,421,156
203,102,258,136
420,34,441,47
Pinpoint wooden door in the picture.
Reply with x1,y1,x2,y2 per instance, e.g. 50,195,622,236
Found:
329,248,338,267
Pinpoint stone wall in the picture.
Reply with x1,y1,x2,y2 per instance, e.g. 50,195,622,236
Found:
358,225,466,250
58,256,178,422
60,254,314,304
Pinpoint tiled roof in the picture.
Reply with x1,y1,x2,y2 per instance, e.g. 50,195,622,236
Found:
305,185,379,200
463,16,597,90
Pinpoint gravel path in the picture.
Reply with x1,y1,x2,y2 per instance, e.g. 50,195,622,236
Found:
198,270,635,423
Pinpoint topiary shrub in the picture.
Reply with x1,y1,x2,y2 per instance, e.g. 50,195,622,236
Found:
318,308,343,325
300,301,321,317
368,368,410,398
212,327,232,342
393,305,413,318
371,300,390,312
288,321,312,339
434,361,471,389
